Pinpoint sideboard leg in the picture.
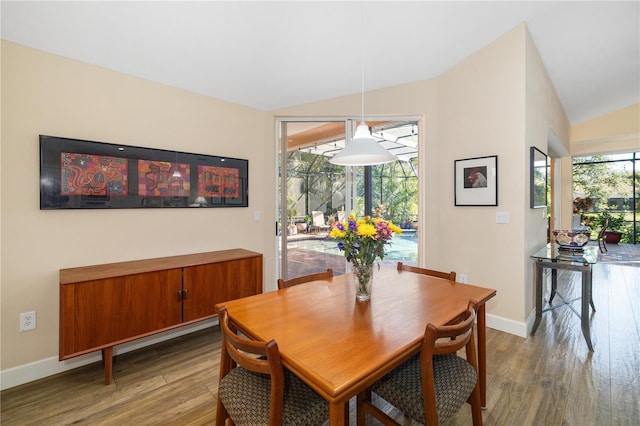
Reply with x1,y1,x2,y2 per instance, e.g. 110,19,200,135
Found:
102,347,113,385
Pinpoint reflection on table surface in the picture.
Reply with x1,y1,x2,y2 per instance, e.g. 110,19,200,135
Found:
531,244,599,264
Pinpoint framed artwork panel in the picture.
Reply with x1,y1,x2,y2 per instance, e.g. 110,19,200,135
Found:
40,135,248,209
530,147,548,208
454,155,498,206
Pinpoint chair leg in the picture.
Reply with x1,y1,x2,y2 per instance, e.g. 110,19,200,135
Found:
356,391,368,426
357,391,399,426
468,382,484,426
216,396,229,426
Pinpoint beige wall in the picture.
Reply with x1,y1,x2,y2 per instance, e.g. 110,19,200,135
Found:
1,22,573,388
1,41,273,378
523,27,571,316
571,103,640,156
275,24,570,333
437,25,528,325
558,104,640,229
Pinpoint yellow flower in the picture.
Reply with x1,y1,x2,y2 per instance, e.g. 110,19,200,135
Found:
357,222,377,238
389,223,403,234
329,227,347,239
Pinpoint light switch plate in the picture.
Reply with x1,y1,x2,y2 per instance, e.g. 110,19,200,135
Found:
496,212,510,224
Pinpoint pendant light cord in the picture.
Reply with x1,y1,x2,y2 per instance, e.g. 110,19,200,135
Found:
360,0,365,124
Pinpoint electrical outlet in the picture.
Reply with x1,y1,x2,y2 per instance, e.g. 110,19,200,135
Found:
20,311,36,332
458,274,468,284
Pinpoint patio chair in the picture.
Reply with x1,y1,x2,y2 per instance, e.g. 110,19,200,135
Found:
311,211,330,233
277,269,333,290
397,261,456,281
216,306,328,425
597,215,610,253
357,300,482,426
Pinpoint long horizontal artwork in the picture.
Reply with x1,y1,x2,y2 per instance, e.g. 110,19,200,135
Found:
40,135,248,209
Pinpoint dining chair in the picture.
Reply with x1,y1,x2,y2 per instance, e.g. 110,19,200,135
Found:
357,300,483,426
216,306,328,426
397,261,456,281
277,268,333,290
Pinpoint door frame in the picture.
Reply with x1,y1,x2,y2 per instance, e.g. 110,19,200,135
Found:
275,115,423,281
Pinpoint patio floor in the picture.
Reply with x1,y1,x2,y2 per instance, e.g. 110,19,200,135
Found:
284,241,639,280
597,242,640,267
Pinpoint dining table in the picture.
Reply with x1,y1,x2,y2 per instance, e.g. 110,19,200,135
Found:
215,266,497,425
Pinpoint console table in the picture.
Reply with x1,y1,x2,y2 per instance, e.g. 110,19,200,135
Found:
530,244,598,351
59,249,263,384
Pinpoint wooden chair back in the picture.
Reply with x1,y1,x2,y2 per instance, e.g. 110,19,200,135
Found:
357,300,482,426
277,268,333,289
420,300,482,426
216,306,285,425
397,261,456,281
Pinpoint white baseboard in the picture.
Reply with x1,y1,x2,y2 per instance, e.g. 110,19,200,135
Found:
2,313,532,391
0,319,217,391
486,313,529,338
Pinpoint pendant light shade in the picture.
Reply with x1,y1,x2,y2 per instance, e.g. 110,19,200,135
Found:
330,123,396,166
328,3,395,167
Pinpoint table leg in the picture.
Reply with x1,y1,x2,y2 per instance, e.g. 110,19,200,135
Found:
581,268,594,351
531,261,543,335
477,304,488,408
589,269,596,312
329,401,347,425
549,268,558,304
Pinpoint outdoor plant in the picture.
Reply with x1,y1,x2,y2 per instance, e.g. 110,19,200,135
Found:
592,210,625,232
573,196,595,214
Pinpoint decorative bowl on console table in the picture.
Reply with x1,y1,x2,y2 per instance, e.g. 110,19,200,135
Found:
552,229,591,249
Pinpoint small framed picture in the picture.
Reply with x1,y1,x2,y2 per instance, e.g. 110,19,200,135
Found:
454,155,498,206
530,147,548,208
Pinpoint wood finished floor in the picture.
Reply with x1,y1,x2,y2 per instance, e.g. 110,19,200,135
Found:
1,254,639,425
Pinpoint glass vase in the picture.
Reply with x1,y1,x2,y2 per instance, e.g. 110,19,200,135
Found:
353,263,374,302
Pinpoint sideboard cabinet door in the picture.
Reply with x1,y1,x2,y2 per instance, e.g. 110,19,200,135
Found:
182,256,262,322
68,269,183,354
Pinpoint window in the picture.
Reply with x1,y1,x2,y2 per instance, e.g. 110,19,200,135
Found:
573,152,639,244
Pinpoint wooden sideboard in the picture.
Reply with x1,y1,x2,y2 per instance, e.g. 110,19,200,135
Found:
59,249,263,384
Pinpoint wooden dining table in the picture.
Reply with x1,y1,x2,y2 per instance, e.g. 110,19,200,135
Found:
216,267,496,425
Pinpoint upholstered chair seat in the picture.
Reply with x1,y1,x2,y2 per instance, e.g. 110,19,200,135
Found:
371,353,477,425
216,306,328,426
219,366,328,425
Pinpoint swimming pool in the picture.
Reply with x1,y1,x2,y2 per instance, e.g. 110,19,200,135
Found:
288,232,418,262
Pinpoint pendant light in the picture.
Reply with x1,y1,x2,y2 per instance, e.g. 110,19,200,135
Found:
329,3,395,166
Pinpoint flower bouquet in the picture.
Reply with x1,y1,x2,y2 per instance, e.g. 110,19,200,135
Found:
329,212,402,300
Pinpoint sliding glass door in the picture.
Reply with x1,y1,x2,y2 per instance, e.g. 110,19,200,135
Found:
276,117,420,282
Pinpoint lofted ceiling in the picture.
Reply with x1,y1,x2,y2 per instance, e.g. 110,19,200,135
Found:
1,1,638,126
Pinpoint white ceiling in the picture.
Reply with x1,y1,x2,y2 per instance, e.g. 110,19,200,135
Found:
2,1,638,125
